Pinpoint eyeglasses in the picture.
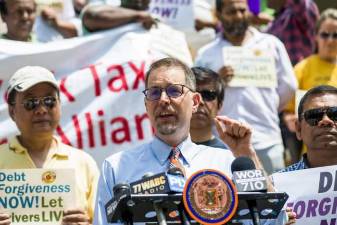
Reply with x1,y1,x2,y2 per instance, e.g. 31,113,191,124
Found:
143,84,192,101
198,90,217,101
319,32,337,40
20,96,57,111
302,106,337,126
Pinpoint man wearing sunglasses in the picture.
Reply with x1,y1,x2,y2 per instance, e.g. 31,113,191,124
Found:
190,67,228,149
0,66,99,225
93,58,272,225
281,85,337,172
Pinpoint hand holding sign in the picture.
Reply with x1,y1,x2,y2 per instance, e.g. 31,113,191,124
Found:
0,212,11,225
285,207,297,225
61,208,90,225
218,65,234,85
137,11,156,30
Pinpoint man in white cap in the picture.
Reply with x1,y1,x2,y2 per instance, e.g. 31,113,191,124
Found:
0,66,99,225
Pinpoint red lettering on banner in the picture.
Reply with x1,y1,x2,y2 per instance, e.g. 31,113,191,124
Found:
98,110,107,146
110,117,131,144
85,112,95,148
4,90,8,103
60,77,75,102
129,61,145,90
56,126,72,146
72,115,83,148
135,113,150,140
1,80,8,103
89,65,101,97
56,112,152,149
0,80,8,103
0,138,8,145
107,65,129,92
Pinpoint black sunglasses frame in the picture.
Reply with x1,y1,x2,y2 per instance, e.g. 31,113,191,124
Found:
302,106,337,126
198,90,218,102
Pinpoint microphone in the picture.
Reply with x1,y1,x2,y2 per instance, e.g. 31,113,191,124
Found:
231,157,267,192
131,169,186,225
130,169,185,194
106,169,188,224
231,157,268,225
106,183,133,224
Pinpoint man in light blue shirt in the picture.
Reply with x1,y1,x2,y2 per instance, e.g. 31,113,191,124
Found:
93,57,277,225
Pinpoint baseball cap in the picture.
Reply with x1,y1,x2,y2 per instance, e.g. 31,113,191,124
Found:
7,66,59,96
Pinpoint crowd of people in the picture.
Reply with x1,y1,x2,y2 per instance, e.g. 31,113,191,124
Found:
0,0,336,224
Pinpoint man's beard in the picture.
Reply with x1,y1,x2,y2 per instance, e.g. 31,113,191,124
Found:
157,123,177,135
222,20,249,38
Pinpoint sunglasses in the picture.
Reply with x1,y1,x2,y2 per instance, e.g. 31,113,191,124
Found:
198,90,217,101
143,84,192,101
302,106,337,126
21,96,57,111
319,32,337,40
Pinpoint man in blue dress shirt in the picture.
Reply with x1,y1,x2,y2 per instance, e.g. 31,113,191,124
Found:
93,57,268,225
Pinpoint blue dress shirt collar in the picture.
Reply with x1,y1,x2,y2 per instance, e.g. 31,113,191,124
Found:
150,135,201,166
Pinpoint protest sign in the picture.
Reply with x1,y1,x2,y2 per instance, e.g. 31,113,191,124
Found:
0,169,75,225
273,165,337,225
149,0,194,30
222,47,277,88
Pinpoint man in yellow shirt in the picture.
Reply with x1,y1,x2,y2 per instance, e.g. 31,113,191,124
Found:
0,66,99,225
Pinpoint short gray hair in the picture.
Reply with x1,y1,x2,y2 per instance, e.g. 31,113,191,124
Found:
145,58,196,91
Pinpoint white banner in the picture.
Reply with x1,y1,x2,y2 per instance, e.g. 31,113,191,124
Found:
0,24,192,166
0,169,75,225
272,165,337,225
149,0,194,31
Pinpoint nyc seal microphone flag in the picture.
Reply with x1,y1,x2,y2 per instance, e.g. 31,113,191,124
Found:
182,169,238,225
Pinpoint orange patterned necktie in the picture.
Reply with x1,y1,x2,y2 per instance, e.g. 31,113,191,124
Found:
168,147,186,177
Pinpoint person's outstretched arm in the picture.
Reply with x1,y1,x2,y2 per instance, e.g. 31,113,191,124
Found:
82,4,154,32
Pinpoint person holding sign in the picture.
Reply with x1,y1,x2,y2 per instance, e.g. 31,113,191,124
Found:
195,0,297,174
93,57,275,225
0,66,99,225
280,85,337,172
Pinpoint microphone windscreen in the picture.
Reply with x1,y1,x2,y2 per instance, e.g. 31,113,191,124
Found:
113,183,131,199
167,167,184,177
142,172,154,178
231,156,256,173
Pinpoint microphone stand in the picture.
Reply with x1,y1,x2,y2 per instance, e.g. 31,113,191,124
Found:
248,200,260,225
153,201,167,225
178,203,191,225
123,217,133,225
